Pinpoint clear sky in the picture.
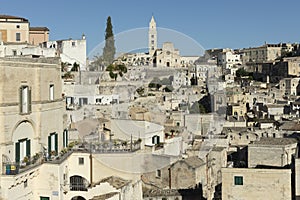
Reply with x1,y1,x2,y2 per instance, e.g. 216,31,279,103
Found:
1,0,299,56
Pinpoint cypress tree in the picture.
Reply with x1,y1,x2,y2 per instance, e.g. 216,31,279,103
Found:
102,16,116,65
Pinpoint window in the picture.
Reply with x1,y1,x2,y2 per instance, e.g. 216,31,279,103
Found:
152,135,160,144
72,41,76,47
156,169,161,178
63,129,68,148
16,25,20,28
16,33,21,41
19,86,31,114
79,157,84,165
15,138,31,163
40,197,49,200
151,40,154,44
151,34,154,38
13,50,17,56
70,176,88,191
78,97,88,106
49,84,54,100
234,176,243,185
48,133,58,157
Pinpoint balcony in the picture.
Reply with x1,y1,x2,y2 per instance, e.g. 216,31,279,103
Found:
2,149,73,176
80,139,141,154
2,140,141,176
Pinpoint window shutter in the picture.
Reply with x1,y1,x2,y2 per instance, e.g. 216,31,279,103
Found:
55,133,58,155
63,129,68,148
26,139,31,158
48,135,51,156
63,130,65,148
152,136,155,144
28,88,32,113
19,87,22,113
66,130,68,147
15,142,20,163
157,136,160,144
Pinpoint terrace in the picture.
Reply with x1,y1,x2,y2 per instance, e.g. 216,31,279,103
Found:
2,139,141,176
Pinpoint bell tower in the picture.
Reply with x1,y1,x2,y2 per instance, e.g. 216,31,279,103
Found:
148,16,157,56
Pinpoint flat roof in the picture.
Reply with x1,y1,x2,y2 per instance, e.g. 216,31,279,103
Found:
251,137,298,146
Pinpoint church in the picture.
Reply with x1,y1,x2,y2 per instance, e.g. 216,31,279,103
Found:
118,16,183,68
148,16,181,68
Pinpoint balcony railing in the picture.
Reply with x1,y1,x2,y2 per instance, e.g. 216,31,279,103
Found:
2,140,141,176
81,140,141,153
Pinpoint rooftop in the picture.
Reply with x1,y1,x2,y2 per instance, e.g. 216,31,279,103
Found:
0,14,28,22
251,137,298,146
95,176,131,189
179,156,205,168
90,192,119,200
29,27,49,31
280,121,300,131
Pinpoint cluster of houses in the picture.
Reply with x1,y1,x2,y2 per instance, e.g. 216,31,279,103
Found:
1,14,300,200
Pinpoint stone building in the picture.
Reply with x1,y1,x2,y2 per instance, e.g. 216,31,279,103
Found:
0,15,49,45
42,35,87,71
142,156,205,190
222,167,292,200
0,15,30,43
240,43,283,64
154,42,181,68
29,27,49,45
279,77,300,96
0,57,65,165
248,137,298,168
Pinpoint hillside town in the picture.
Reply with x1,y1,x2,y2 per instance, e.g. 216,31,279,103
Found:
1,14,300,200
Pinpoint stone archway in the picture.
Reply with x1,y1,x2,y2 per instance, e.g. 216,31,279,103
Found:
12,120,35,142
70,175,89,191
12,121,35,162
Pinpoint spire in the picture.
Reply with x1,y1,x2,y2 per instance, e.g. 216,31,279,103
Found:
149,15,156,28
150,15,155,23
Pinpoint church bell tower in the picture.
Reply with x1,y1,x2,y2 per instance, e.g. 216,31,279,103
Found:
148,16,157,56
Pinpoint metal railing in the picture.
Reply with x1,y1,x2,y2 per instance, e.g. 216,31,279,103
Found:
2,141,142,175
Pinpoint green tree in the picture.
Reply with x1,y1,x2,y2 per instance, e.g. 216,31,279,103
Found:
102,16,116,65
236,68,249,77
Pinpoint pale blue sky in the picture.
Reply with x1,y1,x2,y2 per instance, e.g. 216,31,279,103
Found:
1,0,299,56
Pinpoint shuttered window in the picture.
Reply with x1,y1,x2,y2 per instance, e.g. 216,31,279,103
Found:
48,133,58,156
15,139,31,163
63,129,68,148
19,86,31,114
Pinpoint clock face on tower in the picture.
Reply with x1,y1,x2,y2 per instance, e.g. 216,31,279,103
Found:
166,51,170,55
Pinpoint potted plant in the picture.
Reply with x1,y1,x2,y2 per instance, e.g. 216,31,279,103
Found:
33,153,40,163
50,150,56,159
21,156,29,167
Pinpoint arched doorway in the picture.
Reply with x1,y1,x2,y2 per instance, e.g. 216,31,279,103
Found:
71,196,86,200
12,121,35,163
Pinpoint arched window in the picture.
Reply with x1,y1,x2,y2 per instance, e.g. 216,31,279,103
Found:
70,176,89,191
